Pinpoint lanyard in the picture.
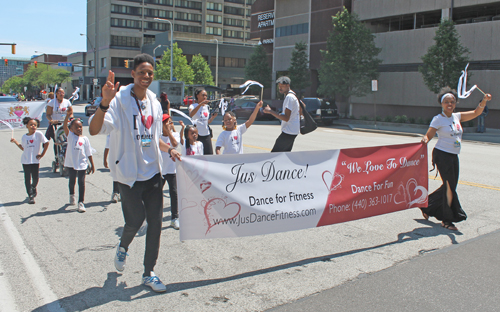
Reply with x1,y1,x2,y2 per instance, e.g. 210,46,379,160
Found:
131,90,148,126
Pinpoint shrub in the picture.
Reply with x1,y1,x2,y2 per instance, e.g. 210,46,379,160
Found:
360,115,369,121
417,117,425,124
401,115,408,123
349,115,355,119
425,118,433,124
394,115,402,123
375,116,382,121
384,116,393,122
409,117,416,124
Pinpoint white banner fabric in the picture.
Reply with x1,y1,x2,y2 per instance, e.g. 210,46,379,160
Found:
0,101,46,130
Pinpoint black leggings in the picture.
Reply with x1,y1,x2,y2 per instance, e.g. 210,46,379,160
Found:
45,124,60,160
271,132,297,153
421,148,466,223
22,164,39,196
198,134,213,155
162,174,178,219
68,168,86,203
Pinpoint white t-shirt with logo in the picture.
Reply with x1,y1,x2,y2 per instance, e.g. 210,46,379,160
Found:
281,92,300,135
20,130,48,164
189,103,210,136
215,124,247,154
182,141,204,156
47,98,72,123
134,97,159,181
64,132,92,170
161,132,180,174
430,112,462,154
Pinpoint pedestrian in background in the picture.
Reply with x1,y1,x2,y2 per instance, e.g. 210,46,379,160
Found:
10,117,49,204
421,87,491,231
63,106,95,213
45,88,72,163
263,76,300,152
160,92,170,114
476,103,489,133
188,88,217,155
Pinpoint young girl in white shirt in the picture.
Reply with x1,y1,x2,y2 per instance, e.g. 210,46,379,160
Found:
160,114,185,230
63,107,95,213
215,101,262,155
182,125,204,156
10,117,49,204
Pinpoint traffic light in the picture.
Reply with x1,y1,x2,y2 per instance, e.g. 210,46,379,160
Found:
4,59,7,66
11,44,16,54
34,61,38,68
124,60,129,68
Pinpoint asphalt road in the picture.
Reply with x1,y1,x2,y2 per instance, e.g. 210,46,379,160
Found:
1,104,499,312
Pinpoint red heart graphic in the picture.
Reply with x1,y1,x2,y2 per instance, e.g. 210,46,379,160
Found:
141,115,154,129
180,198,197,212
322,171,333,191
14,110,23,117
30,140,34,143
61,108,66,111
406,178,427,208
233,136,238,140
204,198,241,235
393,183,407,205
200,180,211,193
78,142,83,146
322,171,344,192
203,112,208,117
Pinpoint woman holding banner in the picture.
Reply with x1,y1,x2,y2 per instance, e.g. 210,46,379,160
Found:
188,88,217,155
421,87,491,231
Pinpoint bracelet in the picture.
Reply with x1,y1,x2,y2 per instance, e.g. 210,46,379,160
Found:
99,103,109,112
478,104,485,108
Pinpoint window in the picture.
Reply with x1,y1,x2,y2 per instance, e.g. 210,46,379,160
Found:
101,57,107,69
224,17,244,27
206,26,222,35
223,29,244,38
110,35,141,48
225,0,244,4
206,14,222,23
144,8,173,18
207,2,222,11
211,56,246,68
175,0,202,10
111,4,142,15
275,23,308,37
175,12,202,22
144,34,155,45
224,6,244,16
111,57,132,68
144,21,170,31
174,24,202,33
111,18,142,29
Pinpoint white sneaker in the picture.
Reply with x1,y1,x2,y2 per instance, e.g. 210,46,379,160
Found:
69,194,76,205
117,194,121,202
111,193,119,203
114,246,128,272
142,272,166,292
78,202,86,213
171,218,179,230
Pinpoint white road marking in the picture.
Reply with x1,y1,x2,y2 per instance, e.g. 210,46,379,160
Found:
0,259,18,312
0,204,65,312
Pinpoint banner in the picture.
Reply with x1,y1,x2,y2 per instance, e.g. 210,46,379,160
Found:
0,101,46,130
177,142,428,240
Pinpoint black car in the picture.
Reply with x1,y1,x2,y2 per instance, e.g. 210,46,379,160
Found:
232,100,276,120
301,98,339,126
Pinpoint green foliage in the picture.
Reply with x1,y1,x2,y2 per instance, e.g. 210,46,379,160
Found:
409,117,416,124
419,20,470,94
288,42,311,96
417,117,425,124
360,115,369,120
2,76,25,94
375,116,382,121
394,115,408,123
384,116,393,122
155,43,194,85
318,7,382,100
4,64,71,93
245,44,272,88
190,54,214,85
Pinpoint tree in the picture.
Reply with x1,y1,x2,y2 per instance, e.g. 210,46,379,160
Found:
245,44,272,88
419,20,470,94
1,76,25,94
23,64,71,89
155,42,194,85
190,54,214,85
288,42,311,97
318,7,381,112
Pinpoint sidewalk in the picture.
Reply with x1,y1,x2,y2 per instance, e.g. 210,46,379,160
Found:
332,119,500,144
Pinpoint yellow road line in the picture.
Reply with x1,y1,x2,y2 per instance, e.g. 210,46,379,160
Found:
429,175,500,191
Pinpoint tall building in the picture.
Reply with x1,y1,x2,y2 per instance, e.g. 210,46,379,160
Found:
86,0,256,90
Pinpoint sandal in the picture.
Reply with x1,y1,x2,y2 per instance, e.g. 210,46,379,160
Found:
420,209,429,220
441,222,458,231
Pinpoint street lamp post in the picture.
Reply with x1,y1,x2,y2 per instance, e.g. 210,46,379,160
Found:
80,33,98,97
153,45,165,70
210,39,219,88
154,18,173,81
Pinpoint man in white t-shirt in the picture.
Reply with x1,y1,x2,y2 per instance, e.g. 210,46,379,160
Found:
263,76,300,152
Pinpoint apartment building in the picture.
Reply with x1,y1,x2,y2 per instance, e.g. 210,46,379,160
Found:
86,0,255,89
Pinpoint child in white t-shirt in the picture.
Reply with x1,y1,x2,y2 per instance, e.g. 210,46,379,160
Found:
215,101,262,155
160,114,185,230
10,117,49,204
63,106,95,213
182,125,204,156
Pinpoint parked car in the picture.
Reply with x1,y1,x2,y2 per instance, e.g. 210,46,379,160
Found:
301,98,339,126
0,96,19,102
85,97,100,116
232,100,276,120
183,96,195,106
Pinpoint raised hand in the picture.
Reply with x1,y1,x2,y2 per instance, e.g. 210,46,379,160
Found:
102,70,120,102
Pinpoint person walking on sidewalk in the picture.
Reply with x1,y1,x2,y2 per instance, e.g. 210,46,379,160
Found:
476,103,489,133
89,53,181,293
420,87,491,231
263,76,300,152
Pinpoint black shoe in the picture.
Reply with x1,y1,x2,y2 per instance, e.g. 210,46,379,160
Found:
28,196,35,204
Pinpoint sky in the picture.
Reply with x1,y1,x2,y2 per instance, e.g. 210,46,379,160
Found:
1,1,87,59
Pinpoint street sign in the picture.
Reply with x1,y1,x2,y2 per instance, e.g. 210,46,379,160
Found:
372,80,378,92
93,78,100,85
58,62,72,67
79,76,84,84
